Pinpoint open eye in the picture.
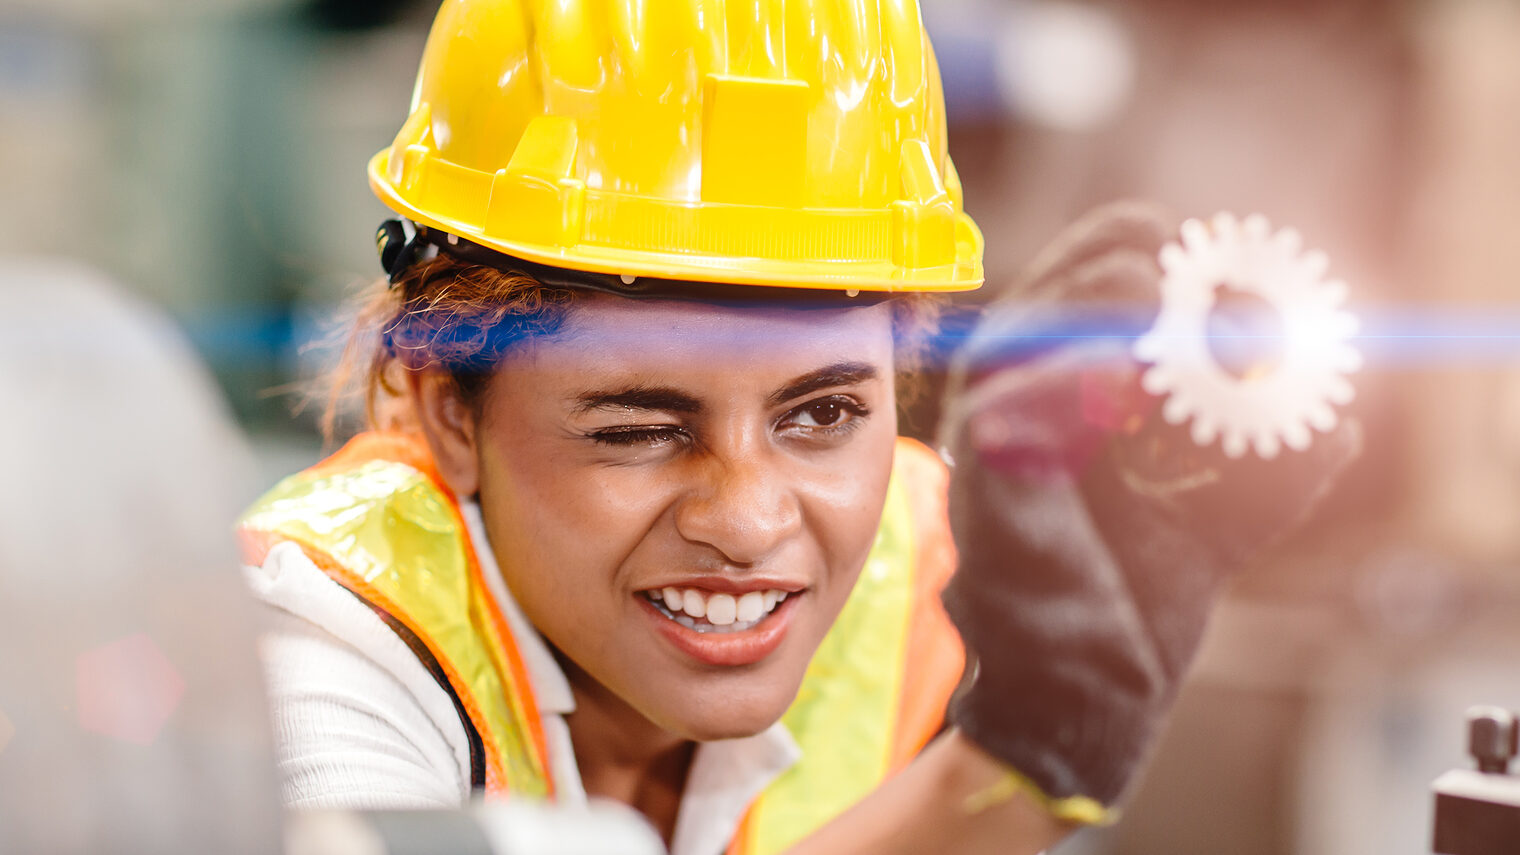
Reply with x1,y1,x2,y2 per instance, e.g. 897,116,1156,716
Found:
795,400,845,427
781,395,869,434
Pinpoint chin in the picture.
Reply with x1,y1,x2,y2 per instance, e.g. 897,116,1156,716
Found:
676,711,783,742
654,687,794,742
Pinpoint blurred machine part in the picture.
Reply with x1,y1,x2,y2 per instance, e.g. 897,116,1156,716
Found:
0,259,281,854
1431,707,1520,854
286,803,664,855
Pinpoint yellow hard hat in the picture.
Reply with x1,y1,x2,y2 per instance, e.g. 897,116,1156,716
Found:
368,0,983,293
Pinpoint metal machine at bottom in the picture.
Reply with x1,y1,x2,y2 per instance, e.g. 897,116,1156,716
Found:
1433,707,1520,854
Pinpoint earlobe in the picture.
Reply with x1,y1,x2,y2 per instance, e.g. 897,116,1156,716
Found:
407,371,481,498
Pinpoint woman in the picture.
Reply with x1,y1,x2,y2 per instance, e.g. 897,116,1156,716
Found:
241,1,1354,852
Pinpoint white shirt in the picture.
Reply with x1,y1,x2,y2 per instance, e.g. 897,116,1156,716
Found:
245,502,801,855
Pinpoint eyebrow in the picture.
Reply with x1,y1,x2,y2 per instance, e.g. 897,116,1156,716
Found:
571,361,880,416
572,386,703,415
767,362,879,406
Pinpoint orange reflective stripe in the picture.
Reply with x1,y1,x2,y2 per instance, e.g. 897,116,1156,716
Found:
454,518,555,798
887,438,965,772
303,430,445,484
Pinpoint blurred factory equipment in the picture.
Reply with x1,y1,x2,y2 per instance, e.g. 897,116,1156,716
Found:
1430,707,1520,854
0,259,280,854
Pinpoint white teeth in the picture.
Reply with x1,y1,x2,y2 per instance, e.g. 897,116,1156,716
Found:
736,591,764,623
706,593,737,626
645,586,793,631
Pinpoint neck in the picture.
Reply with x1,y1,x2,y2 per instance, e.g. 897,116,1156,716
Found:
555,649,695,845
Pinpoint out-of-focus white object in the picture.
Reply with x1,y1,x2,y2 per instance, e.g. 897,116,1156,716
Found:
1135,213,1363,459
995,0,1137,131
0,259,281,854
476,799,668,855
284,800,668,855
922,0,1136,130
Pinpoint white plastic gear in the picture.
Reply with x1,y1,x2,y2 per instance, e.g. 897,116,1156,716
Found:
1134,212,1362,460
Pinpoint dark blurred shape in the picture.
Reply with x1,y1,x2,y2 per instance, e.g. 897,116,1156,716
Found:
302,0,426,32
1431,707,1520,854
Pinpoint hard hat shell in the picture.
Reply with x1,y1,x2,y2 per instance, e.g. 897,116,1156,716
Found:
368,0,983,292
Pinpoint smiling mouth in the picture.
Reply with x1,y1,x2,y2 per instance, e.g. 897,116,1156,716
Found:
640,587,792,634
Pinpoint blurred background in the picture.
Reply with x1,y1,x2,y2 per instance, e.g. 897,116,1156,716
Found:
5,0,1520,852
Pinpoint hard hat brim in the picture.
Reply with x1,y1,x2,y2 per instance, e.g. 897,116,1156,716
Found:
369,151,984,294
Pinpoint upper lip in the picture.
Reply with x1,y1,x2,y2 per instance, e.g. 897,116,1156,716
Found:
637,575,807,596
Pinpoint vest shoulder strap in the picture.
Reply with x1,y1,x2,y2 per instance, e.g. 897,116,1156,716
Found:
238,431,554,799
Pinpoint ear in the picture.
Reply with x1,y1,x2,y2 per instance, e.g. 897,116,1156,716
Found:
407,370,481,498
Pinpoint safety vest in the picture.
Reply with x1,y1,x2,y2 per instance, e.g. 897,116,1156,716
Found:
239,431,964,855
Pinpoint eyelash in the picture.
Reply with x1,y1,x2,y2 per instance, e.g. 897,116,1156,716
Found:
589,425,690,447
586,395,871,447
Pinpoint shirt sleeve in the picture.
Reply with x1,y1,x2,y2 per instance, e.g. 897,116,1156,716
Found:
246,542,473,810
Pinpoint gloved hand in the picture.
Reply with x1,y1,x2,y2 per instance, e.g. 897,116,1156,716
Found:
938,202,1360,819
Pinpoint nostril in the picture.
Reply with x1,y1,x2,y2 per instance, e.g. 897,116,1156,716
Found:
672,464,802,565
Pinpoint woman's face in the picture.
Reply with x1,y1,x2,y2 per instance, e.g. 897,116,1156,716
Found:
468,295,899,741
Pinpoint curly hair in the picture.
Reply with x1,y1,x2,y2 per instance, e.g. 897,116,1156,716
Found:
325,254,943,442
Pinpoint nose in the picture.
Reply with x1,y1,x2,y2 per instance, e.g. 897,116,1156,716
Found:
672,449,803,567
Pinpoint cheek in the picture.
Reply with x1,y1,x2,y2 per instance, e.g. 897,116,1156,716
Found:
474,437,663,627
795,425,900,614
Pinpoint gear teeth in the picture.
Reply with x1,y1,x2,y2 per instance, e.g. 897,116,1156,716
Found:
1191,417,1218,446
1242,214,1271,241
1330,310,1359,339
1159,243,1188,273
1253,431,1282,460
1320,279,1349,305
1139,365,1173,395
1308,403,1338,432
1273,228,1303,257
1300,250,1330,281
1326,375,1356,406
1181,219,1211,252
1136,212,1361,459
1334,346,1364,374
1162,394,1192,425
1283,421,1313,452
1222,431,1249,459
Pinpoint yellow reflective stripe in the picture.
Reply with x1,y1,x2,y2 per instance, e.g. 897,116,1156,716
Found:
962,766,1117,827
740,462,919,855
240,458,552,798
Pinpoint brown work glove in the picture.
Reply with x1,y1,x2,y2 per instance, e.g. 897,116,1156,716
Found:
939,202,1360,817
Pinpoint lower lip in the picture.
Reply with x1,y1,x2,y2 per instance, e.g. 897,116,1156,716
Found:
639,595,800,667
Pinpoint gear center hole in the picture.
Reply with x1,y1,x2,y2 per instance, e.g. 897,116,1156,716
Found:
1207,284,1285,381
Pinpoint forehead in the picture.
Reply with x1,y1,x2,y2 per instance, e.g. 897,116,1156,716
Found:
510,295,897,378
